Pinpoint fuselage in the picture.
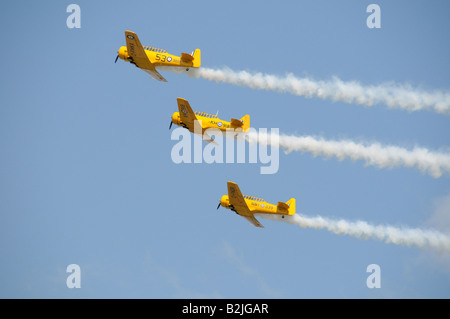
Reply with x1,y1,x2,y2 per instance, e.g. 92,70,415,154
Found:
171,111,233,133
220,195,281,215
118,45,196,68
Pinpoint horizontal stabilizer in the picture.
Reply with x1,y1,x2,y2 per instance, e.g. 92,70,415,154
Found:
277,201,290,212
180,52,194,63
230,118,244,128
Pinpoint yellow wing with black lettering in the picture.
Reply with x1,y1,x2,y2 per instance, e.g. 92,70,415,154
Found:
177,98,198,131
176,98,217,144
227,182,264,228
125,31,167,82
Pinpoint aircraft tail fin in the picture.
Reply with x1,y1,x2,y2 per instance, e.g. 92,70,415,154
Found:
192,49,201,68
286,198,296,215
240,114,250,132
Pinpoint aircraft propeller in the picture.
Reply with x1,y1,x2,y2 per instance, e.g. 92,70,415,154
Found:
217,202,221,210
169,121,173,130
115,55,119,63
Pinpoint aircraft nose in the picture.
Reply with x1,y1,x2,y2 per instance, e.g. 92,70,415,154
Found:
117,46,128,60
220,195,229,208
171,112,181,126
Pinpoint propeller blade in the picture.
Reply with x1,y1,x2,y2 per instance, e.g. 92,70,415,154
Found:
169,121,173,130
115,55,119,63
217,202,221,210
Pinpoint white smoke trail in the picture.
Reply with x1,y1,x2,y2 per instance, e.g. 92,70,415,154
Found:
256,213,450,252
245,130,450,178
186,67,450,115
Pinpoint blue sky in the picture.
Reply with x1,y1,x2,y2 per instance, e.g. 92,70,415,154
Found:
1,0,449,298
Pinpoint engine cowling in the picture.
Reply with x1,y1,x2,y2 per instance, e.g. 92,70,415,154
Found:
118,46,130,61
220,195,230,208
171,112,181,126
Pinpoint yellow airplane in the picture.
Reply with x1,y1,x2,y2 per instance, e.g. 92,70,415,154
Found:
170,98,250,142
115,30,201,82
218,181,296,228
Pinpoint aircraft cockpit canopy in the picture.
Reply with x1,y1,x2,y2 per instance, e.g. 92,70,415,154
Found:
244,195,265,202
194,111,218,119
143,45,168,54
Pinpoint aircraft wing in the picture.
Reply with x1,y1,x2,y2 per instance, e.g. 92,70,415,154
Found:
125,31,167,82
177,98,198,130
227,182,264,228
203,133,218,145
241,215,264,228
143,69,167,82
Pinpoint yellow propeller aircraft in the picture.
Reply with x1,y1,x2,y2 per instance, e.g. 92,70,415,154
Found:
170,98,250,142
218,181,296,228
115,31,201,82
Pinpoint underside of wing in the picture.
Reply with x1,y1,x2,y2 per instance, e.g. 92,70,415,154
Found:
241,215,264,228
143,68,167,82
202,131,218,144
